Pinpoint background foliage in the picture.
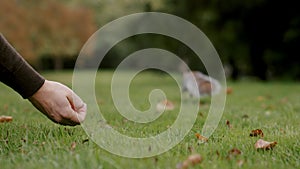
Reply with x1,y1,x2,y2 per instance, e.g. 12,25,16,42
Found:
0,0,299,80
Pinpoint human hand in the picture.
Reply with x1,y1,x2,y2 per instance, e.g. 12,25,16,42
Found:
28,80,87,126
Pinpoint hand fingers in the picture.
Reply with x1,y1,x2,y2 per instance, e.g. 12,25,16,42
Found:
71,92,86,111
66,92,87,124
73,102,87,123
59,104,86,126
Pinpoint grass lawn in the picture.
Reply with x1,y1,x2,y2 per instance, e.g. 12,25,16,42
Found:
0,71,299,169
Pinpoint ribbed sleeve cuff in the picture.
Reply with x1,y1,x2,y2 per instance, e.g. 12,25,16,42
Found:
13,62,45,98
0,34,45,99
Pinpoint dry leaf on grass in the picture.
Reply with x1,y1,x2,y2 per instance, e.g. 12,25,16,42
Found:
254,139,277,150
195,133,208,142
0,115,13,123
226,87,233,94
250,129,264,137
226,120,232,129
156,100,174,112
227,148,242,160
187,154,203,165
227,148,245,167
176,154,203,169
70,142,76,151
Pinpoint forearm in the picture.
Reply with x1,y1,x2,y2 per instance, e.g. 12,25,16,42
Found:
0,33,45,98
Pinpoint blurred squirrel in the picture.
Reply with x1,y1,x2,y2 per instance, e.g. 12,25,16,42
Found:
180,61,221,98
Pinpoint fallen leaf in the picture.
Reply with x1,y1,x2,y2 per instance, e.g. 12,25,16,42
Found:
226,120,232,128
195,133,208,142
250,129,264,137
227,148,242,160
70,142,76,151
156,100,174,112
254,139,277,150
0,115,13,123
226,87,233,94
176,154,203,169
187,154,203,165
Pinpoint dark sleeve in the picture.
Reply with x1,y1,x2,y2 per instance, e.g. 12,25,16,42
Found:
0,33,45,99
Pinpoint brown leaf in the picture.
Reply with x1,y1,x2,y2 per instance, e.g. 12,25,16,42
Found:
226,120,232,128
226,87,233,94
187,154,203,165
250,129,264,137
156,100,174,112
176,154,203,169
0,115,13,123
227,148,242,160
254,139,277,150
195,133,208,142
70,142,76,151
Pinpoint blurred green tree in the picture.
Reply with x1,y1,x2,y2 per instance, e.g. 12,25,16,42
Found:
162,0,300,80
